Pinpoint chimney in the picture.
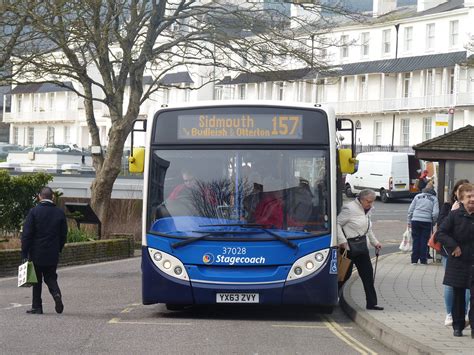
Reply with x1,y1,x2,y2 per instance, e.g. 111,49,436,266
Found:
373,0,397,18
417,0,446,12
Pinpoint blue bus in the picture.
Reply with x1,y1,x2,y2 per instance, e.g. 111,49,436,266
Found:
129,101,355,311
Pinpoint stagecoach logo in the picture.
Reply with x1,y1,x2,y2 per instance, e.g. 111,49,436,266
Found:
203,253,215,264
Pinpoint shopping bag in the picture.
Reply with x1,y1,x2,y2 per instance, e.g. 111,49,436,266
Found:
427,231,441,252
337,249,352,282
399,227,412,253
18,261,38,287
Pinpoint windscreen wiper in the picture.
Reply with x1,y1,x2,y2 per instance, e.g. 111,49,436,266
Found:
198,223,298,249
171,233,213,249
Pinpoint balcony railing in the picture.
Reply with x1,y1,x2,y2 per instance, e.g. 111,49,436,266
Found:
2,109,105,123
323,93,472,115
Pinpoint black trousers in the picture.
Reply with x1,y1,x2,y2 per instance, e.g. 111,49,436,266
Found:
452,283,474,331
343,251,378,307
32,264,61,308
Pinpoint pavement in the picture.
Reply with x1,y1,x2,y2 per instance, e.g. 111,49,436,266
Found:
340,252,473,355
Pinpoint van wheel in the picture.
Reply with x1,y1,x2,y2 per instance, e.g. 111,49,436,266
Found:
345,184,354,198
380,190,389,203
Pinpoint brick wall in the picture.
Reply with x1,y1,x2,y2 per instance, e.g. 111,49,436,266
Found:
0,238,134,277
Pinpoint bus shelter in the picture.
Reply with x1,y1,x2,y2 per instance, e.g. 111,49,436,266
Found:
413,125,474,204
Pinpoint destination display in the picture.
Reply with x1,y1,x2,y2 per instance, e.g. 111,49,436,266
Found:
177,113,303,140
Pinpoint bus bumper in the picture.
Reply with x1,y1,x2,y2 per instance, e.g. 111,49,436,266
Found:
142,247,338,306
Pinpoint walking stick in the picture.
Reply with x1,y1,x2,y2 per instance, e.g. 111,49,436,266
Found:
373,249,380,280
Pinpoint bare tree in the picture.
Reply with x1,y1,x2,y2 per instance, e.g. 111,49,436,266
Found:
0,1,31,78
5,0,357,232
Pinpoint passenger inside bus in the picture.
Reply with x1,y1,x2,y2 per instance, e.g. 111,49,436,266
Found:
168,169,196,201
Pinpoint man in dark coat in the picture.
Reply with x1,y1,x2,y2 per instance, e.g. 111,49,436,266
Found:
437,183,474,338
21,186,68,314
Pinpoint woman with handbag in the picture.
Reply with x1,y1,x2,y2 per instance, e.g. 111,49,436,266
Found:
436,183,474,338
337,189,383,310
436,179,470,327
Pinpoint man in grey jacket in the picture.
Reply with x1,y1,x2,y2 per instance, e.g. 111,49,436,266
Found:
407,184,439,264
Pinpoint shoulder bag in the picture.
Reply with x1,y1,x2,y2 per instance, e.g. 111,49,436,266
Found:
344,218,370,258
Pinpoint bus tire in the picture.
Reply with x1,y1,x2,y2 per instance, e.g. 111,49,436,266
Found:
165,304,186,311
380,189,389,203
345,184,354,198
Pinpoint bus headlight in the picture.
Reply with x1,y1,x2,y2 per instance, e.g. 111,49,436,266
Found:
153,252,162,262
286,248,330,281
148,247,189,281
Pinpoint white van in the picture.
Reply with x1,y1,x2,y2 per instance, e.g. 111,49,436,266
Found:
344,152,421,202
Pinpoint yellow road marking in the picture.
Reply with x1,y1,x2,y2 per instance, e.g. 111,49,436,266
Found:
108,318,192,326
322,315,377,355
272,324,353,329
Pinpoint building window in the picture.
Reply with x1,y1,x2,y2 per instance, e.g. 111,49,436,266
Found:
13,127,19,145
426,23,435,50
340,77,348,101
183,86,191,102
214,86,223,100
382,29,391,54
277,82,284,101
237,84,246,100
374,121,382,145
404,27,413,52
49,93,54,110
340,35,349,58
66,93,74,109
32,94,39,112
319,48,327,59
64,126,71,143
359,76,367,100
163,88,170,104
449,20,459,47
400,119,410,146
47,126,55,145
361,32,370,57
425,69,434,96
27,127,34,146
17,95,22,113
403,73,411,98
423,117,432,141
448,68,455,94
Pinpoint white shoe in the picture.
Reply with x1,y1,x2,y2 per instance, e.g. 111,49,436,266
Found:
444,313,453,327
466,316,470,328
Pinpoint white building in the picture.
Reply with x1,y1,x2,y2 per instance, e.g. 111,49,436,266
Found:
2,0,474,149
216,0,474,147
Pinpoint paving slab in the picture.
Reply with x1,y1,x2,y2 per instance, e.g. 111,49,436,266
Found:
340,252,473,355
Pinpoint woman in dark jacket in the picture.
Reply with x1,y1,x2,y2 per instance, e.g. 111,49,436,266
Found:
437,183,474,338
436,179,470,326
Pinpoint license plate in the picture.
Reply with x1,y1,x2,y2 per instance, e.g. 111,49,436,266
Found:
216,293,259,303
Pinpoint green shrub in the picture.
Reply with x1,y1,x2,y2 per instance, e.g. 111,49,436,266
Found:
67,228,97,243
0,171,53,234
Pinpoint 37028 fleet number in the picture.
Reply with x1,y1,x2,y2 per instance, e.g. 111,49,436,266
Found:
222,247,246,255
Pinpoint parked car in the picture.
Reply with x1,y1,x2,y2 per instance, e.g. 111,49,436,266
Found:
0,143,22,160
344,152,422,202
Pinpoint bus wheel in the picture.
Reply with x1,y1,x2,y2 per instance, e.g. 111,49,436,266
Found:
166,304,186,311
380,189,389,203
345,184,354,198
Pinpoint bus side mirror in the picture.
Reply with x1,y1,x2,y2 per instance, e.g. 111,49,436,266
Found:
339,149,357,174
129,147,145,173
